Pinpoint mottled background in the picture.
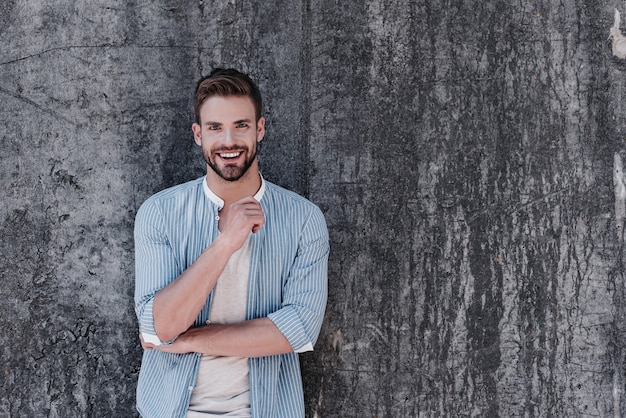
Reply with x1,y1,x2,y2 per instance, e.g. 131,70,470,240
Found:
1,1,625,417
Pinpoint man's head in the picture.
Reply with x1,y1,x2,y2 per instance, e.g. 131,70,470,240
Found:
191,69,265,183
194,68,263,125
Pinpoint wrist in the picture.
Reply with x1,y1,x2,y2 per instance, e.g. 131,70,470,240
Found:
208,233,239,255
213,230,247,254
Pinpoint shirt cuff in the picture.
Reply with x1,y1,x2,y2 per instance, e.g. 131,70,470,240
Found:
141,331,164,346
268,308,316,353
295,342,314,353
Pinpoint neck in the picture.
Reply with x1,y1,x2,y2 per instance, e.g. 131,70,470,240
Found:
205,163,261,208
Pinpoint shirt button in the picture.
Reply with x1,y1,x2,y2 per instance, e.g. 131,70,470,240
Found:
215,215,220,221
206,320,211,324
188,386,193,391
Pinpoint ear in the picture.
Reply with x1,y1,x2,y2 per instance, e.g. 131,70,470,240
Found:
192,123,202,146
256,117,265,143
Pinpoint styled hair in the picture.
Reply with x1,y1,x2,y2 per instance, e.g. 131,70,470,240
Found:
193,68,263,124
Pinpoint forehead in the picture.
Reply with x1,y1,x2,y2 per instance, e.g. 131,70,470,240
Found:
199,96,256,123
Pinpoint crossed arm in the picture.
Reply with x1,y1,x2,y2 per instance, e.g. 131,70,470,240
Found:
140,318,292,357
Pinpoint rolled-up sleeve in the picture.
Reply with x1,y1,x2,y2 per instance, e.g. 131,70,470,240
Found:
267,206,329,353
134,199,179,346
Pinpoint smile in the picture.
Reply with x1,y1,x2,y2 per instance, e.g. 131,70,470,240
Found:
219,152,241,159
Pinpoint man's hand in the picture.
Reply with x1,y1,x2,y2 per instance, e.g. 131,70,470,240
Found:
139,333,158,350
218,196,265,252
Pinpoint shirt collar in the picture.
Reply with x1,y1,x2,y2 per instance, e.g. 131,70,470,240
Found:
202,174,266,210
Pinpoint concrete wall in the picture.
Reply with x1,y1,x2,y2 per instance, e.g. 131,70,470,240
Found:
1,1,625,416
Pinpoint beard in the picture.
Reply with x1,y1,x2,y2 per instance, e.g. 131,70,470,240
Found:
204,144,258,182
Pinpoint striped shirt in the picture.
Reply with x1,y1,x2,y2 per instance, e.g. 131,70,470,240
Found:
134,176,329,418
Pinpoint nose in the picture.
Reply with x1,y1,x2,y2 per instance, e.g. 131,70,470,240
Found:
223,128,234,143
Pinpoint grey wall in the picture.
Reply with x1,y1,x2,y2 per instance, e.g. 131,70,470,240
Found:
1,1,625,417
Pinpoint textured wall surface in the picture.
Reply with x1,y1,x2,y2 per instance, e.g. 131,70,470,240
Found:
1,1,625,417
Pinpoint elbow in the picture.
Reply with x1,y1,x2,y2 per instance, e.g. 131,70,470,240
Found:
153,318,180,344
151,293,188,343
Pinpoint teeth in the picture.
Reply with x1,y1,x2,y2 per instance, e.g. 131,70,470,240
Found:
220,152,240,158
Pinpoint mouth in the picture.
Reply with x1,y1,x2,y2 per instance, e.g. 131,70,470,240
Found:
218,151,242,160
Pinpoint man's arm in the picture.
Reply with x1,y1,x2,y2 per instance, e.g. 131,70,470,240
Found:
150,234,236,343
142,204,329,357
135,196,265,344
142,318,293,357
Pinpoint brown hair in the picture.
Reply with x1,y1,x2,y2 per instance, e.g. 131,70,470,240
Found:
193,68,263,124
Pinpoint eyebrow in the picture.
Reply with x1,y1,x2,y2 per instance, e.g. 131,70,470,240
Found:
203,118,253,126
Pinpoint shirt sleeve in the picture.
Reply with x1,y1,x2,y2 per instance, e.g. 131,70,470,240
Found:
267,206,330,353
133,199,179,346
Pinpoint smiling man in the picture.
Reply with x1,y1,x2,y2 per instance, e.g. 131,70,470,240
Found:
133,68,329,418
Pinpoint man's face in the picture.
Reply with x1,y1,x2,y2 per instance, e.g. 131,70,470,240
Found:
192,96,265,182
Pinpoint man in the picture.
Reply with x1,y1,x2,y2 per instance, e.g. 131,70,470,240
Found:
134,68,329,417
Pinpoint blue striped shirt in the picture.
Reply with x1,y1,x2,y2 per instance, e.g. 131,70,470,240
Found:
134,176,329,418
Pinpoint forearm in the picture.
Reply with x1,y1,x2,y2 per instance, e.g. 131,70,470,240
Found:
160,318,293,357
152,235,234,342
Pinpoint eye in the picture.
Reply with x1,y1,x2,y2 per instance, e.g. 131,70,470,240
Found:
208,124,220,131
236,122,249,129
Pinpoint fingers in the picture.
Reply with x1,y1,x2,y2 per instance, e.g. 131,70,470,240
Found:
139,333,154,350
240,202,264,232
216,196,265,252
224,197,265,231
